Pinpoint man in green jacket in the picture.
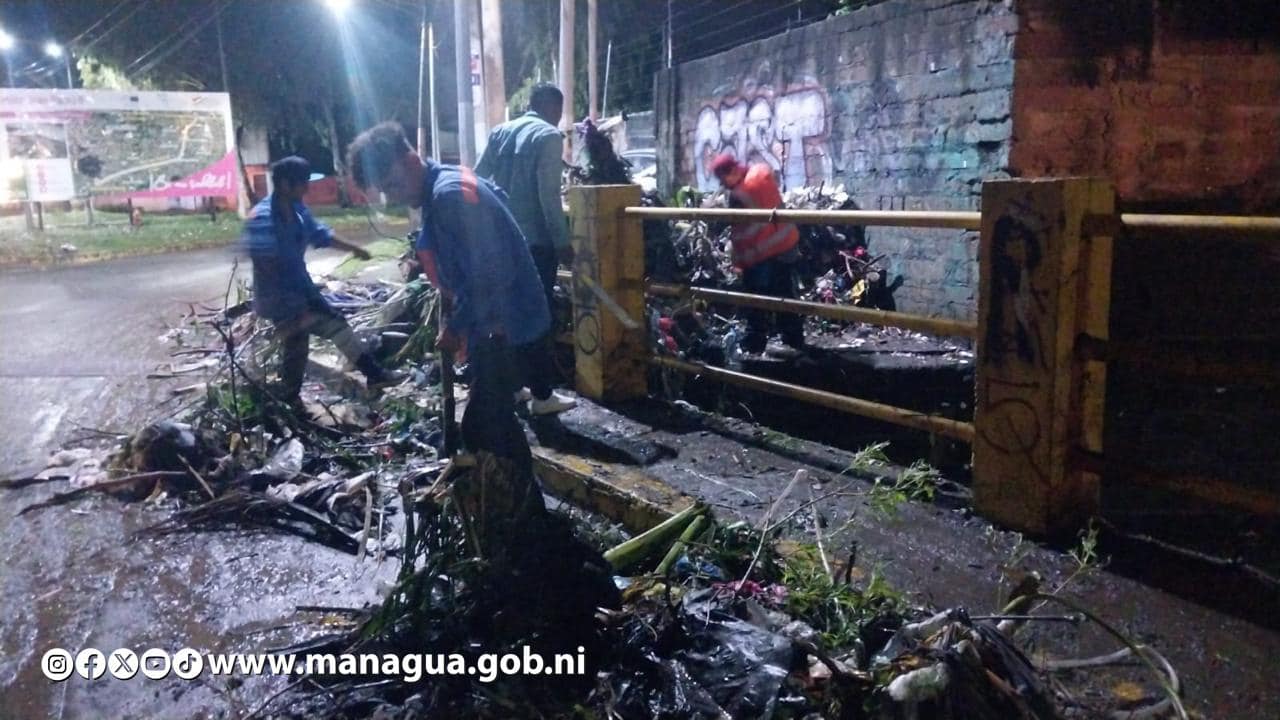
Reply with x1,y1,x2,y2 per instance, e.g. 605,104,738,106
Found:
476,83,576,415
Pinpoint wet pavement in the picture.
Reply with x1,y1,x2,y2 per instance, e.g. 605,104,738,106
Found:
0,244,391,718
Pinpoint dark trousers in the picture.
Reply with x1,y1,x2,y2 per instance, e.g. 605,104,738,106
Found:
275,297,364,398
462,336,532,464
741,256,805,353
524,245,560,400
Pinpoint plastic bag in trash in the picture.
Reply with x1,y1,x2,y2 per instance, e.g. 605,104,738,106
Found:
602,650,730,720
676,588,795,719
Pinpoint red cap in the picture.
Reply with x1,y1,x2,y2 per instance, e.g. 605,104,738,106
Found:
710,152,745,180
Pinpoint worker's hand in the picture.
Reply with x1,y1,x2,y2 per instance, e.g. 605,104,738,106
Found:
352,247,372,261
436,326,462,355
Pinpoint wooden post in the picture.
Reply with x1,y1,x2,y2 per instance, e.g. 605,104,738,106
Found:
567,184,647,402
973,178,1114,536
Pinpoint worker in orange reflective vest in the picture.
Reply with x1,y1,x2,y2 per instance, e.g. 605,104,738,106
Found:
710,153,806,356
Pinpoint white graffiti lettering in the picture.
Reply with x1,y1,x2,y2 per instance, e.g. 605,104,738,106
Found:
692,85,831,192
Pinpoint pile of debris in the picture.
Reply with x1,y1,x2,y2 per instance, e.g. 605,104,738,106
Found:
272,473,1186,720
10,271,444,557
5,266,1184,719
637,182,936,368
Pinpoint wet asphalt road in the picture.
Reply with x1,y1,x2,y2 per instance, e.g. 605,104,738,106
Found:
0,247,386,718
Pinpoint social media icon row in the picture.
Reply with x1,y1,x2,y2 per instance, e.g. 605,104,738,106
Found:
42,648,203,681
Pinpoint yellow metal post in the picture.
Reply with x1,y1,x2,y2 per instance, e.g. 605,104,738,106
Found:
566,184,647,402
974,178,1114,535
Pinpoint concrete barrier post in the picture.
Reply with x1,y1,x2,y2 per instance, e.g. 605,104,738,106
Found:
974,177,1114,535
566,184,647,402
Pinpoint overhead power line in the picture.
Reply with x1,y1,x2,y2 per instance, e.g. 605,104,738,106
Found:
125,1,218,72
69,0,132,45
79,0,152,53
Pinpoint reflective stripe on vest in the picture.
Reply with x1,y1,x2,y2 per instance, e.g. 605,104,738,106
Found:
734,221,799,268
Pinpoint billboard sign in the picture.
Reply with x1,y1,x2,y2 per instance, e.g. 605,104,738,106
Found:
6,120,77,201
25,158,77,201
0,89,238,203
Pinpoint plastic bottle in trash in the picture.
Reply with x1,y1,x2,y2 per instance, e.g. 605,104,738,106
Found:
722,326,744,370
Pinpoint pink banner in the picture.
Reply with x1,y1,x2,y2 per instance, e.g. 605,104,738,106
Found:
125,150,240,198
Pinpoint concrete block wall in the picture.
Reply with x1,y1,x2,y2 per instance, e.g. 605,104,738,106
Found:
670,0,1019,320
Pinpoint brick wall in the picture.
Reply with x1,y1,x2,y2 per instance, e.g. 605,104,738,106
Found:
669,0,1018,320
1008,0,1280,341
1010,0,1280,213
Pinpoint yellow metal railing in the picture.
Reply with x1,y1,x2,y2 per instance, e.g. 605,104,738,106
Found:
563,183,1280,529
646,283,977,339
624,206,983,230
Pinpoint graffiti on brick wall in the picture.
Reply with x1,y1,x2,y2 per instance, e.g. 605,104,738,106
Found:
691,68,833,192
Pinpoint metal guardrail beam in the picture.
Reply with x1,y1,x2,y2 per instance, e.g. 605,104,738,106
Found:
648,283,977,338
651,355,976,443
1118,213,1280,235
624,206,982,230
1076,334,1279,387
562,270,977,339
1072,449,1280,516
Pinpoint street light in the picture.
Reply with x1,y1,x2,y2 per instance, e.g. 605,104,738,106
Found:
320,0,437,161
43,40,73,89
324,0,353,16
0,28,14,87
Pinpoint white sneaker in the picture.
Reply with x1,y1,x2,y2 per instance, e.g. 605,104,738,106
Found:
514,387,534,403
529,392,578,416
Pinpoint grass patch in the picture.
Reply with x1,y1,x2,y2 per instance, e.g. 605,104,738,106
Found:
0,207,389,266
781,544,907,649
312,204,410,220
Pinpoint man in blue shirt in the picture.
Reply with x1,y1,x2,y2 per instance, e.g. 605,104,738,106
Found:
242,157,399,403
347,123,558,459
475,83,576,415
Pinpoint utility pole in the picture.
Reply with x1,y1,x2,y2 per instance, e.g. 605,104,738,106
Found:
215,12,230,92
417,2,429,157
587,0,598,121
665,0,673,69
558,0,575,161
468,0,487,152
216,9,248,218
428,23,440,162
453,0,475,165
479,0,505,129
602,39,611,117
